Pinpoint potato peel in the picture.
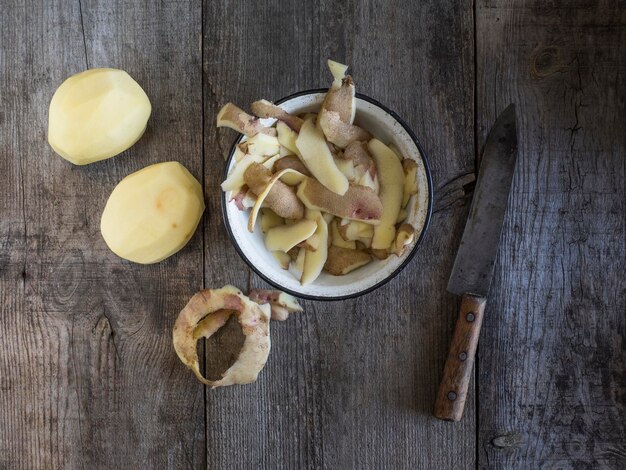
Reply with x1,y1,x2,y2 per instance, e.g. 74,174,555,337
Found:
248,168,307,232
301,211,329,285
247,133,280,157
393,223,416,257
273,155,311,180
173,285,271,388
262,154,283,170
251,99,303,132
217,103,276,137
221,154,266,192
264,219,318,252
289,247,306,279
276,121,301,155
296,177,382,223
318,109,371,149
193,309,232,341
322,76,356,125
330,220,357,249
324,246,371,275
260,208,284,233
279,145,293,157
402,159,419,208
370,248,389,260
245,163,305,224
230,187,248,211
296,118,349,195
396,208,408,224
271,250,291,269
327,59,349,87
248,289,303,321
343,141,376,177
322,212,335,225
368,139,404,250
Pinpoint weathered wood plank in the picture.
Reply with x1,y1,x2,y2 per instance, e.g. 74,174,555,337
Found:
476,1,626,468
0,1,204,468
203,1,476,468
202,2,322,468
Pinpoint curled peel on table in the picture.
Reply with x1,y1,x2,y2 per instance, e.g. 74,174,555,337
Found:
173,285,302,387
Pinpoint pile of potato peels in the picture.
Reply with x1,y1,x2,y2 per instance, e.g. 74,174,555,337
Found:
218,60,419,285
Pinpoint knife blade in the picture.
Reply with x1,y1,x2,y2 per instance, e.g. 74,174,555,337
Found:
434,104,518,422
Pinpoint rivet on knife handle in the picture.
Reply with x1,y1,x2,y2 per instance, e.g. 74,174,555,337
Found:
434,293,486,421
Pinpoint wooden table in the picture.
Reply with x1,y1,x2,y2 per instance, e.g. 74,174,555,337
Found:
1,1,624,468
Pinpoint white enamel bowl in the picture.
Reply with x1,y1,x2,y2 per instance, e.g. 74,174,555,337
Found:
221,90,433,300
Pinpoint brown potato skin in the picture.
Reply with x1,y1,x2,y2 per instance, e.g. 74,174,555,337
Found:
323,76,355,124
343,141,376,176
250,100,303,132
394,223,416,256
273,155,311,176
403,158,417,172
244,163,304,219
318,109,370,149
323,246,371,275
297,177,382,222
286,247,299,260
217,103,276,137
370,248,389,260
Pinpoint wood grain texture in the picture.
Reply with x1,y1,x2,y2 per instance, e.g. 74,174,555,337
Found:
435,294,487,422
0,1,205,468
476,1,626,468
1,0,625,468
203,0,476,468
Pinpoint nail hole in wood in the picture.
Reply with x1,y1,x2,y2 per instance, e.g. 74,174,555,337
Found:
466,312,475,322
459,351,467,361
447,391,457,401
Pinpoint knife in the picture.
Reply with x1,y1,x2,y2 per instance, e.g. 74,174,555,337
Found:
434,104,518,422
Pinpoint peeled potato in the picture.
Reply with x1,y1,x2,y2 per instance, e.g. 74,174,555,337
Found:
101,162,204,264
48,68,151,165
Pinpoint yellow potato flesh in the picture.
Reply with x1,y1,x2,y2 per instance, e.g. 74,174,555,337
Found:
296,118,349,195
276,121,300,155
264,219,317,252
271,251,291,269
260,208,284,233
221,154,266,192
341,220,374,240
246,133,280,156
289,247,306,279
301,211,329,285
101,162,204,264
367,139,404,250
262,154,283,170
403,160,419,208
330,220,356,250
48,68,151,165
326,59,348,85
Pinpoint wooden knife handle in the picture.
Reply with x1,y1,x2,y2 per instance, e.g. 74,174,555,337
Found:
434,293,486,421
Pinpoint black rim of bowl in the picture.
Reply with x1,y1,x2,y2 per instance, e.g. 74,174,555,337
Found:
220,88,434,301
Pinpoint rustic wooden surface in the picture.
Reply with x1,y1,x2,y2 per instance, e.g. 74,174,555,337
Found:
476,1,626,468
0,1,624,469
